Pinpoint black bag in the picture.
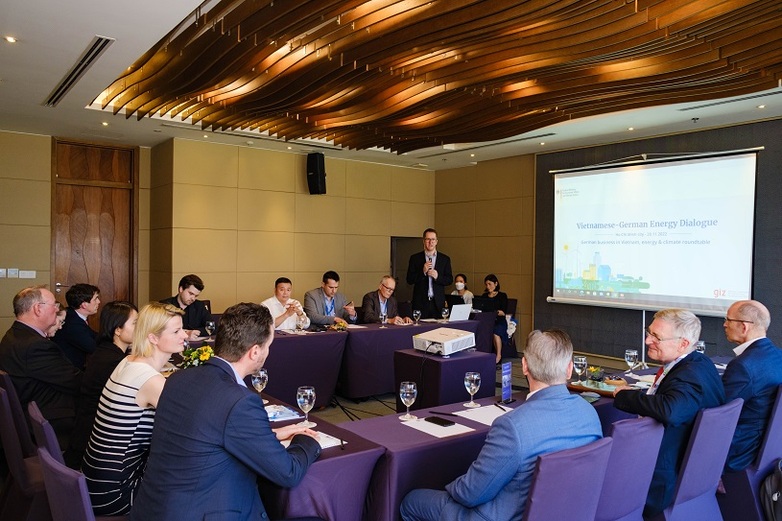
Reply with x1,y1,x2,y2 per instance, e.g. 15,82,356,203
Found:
762,458,782,521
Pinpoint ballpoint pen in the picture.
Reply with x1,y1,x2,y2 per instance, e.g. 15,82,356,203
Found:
494,403,508,412
428,410,460,417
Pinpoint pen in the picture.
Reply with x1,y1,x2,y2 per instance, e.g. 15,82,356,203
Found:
495,403,508,412
428,410,460,417
340,438,345,450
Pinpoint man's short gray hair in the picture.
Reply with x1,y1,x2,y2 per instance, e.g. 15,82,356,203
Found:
12,286,47,316
653,308,701,346
523,329,573,385
734,300,771,331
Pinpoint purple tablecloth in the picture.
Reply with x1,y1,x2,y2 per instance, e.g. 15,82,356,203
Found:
339,321,481,399
338,392,526,521
393,349,496,412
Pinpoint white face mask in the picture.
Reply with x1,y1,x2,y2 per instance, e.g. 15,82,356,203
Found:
455,282,465,291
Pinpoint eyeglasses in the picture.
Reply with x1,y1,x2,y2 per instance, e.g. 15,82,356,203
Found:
424,238,438,242
645,328,681,343
39,301,61,309
381,283,395,293
724,317,754,324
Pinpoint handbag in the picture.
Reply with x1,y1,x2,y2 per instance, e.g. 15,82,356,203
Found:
761,458,782,521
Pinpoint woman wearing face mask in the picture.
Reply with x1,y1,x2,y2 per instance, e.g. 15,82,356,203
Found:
450,273,474,305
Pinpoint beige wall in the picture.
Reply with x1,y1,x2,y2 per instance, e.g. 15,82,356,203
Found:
149,138,435,312
435,155,536,347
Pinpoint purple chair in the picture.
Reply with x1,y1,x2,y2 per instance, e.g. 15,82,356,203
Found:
0,388,50,521
650,398,744,521
522,437,613,521
28,401,65,465
719,385,782,521
0,369,37,457
595,417,664,521
37,447,128,521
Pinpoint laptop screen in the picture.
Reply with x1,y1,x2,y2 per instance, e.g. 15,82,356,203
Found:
471,296,499,312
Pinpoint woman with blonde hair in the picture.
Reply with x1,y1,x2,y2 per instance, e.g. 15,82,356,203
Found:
83,302,187,515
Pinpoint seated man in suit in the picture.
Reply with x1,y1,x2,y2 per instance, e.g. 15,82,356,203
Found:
130,302,322,521
613,308,725,517
0,286,81,444
160,274,211,340
53,283,100,370
400,329,602,521
304,270,358,326
361,276,412,325
722,299,782,472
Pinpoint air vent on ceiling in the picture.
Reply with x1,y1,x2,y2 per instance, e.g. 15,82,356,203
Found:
679,89,782,111
43,35,115,107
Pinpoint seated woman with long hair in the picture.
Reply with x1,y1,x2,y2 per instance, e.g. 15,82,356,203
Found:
82,302,187,515
482,274,509,364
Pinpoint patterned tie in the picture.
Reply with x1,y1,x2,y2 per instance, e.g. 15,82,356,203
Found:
647,366,665,395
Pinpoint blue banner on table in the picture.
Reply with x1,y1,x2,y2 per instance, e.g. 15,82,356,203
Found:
501,362,512,402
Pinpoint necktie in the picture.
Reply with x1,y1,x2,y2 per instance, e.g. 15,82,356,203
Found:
647,366,665,395
653,366,664,384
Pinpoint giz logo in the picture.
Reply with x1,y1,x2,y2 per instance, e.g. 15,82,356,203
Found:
713,288,727,298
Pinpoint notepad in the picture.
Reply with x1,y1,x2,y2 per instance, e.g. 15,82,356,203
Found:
265,404,304,422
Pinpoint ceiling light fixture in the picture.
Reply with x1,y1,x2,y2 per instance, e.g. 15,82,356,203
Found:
757,104,766,109
101,121,108,126
628,127,634,131
5,36,17,43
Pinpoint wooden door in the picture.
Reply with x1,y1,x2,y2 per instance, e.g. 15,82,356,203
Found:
52,140,138,330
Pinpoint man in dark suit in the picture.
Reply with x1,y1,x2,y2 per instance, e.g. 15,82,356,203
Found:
304,270,358,326
361,275,412,325
406,228,453,319
722,299,782,472
53,283,100,369
613,308,725,517
0,286,81,444
160,273,211,340
130,302,321,521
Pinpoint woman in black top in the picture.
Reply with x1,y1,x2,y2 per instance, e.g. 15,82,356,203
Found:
482,274,509,364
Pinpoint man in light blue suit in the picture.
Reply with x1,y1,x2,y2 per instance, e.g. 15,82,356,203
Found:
400,329,602,521
722,300,782,472
129,303,322,521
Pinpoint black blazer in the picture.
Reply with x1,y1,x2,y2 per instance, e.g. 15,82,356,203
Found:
53,308,98,369
361,291,401,323
406,250,453,313
160,296,211,336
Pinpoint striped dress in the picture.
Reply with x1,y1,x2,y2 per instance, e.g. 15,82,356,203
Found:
82,358,159,515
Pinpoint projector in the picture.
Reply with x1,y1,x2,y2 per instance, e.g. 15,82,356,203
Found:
412,328,476,356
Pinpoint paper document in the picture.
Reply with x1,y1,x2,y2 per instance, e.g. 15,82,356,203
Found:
401,418,474,438
454,406,510,426
265,404,304,422
280,431,345,450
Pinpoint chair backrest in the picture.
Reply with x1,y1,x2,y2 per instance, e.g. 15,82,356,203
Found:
523,437,613,521
0,387,39,494
0,368,37,457
595,416,664,521
672,398,744,506
755,385,782,472
37,447,96,521
506,298,518,316
28,400,65,465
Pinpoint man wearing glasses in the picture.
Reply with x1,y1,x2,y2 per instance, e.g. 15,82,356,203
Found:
721,300,782,472
0,286,81,445
361,275,412,324
612,308,724,518
406,228,453,319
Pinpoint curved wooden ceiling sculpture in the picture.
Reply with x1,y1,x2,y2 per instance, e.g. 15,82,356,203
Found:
97,0,782,153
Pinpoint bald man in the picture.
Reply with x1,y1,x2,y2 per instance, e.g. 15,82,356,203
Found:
722,300,782,472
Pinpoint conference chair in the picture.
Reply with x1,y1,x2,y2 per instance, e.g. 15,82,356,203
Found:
522,437,613,521
36,447,127,521
650,398,744,521
0,388,50,521
595,417,664,521
718,385,782,521
0,369,37,457
28,401,65,465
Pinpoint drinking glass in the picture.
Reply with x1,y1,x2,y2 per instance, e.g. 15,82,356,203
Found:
205,321,216,337
379,311,388,328
573,356,587,385
463,371,482,408
412,310,421,325
295,315,306,333
399,381,418,421
296,386,317,428
251,368,269,404
441,307,450,321
695,340,706,354
624,349,638,372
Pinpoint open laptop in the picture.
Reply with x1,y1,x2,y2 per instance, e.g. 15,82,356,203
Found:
471,296,499,312
447,303,472,322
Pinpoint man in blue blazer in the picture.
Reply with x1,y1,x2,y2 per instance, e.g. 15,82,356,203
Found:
406,228,453,319
722,300,782,472
614,308,725,517
130,302,322,521
400,329,602,521
53,283,100,369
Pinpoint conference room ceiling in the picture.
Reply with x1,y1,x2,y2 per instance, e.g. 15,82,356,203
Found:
2,0,782,170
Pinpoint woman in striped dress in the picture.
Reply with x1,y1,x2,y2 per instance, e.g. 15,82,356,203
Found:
83,302,187,515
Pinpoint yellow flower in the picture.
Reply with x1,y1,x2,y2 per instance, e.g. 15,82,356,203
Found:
199,352,210,361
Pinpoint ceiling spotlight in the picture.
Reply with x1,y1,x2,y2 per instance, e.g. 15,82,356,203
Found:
203,134,208,138
4,36,17,43
470,153,475,157
245,140,254,146
757,104,766,109
101,121,108,126
287,146,292,150
691,118,699,123
540,142,545,146
628,127,634,131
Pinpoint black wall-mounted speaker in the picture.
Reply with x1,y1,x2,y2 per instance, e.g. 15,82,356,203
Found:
306,152,326,194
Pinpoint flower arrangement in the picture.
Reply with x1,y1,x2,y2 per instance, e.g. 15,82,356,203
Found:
180,345,214,368
328,321,348,331
587,366,605,381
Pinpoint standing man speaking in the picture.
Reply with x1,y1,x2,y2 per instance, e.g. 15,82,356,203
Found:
406,228,453,319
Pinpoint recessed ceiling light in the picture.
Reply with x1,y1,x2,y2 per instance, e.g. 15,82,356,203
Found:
4,36,17,43
203,134,208,138
470,153,475,157
101,121,108,126
287,146,292,150
540,142,545,146
757,104,766,109
628,127,634,131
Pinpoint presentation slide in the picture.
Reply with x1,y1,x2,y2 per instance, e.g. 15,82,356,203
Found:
551,152,757,316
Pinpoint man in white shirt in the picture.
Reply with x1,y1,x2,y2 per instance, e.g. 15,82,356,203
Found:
261,277,310,331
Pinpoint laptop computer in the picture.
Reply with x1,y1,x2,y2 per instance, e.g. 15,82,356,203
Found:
471,296,499,312
447,303,472,322
446,294,465,308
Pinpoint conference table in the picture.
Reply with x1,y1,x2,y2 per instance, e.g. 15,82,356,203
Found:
338,320,482,400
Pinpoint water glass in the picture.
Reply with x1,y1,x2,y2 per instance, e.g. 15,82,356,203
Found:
695,340,706,354
296,386,317,428
205,320,216,337
412,310,421,325
463,371,481,408
251,368,269,404
573,356,587,384
441,307,450,321
399,381,418,421
379,311,388,328
624,349,638,371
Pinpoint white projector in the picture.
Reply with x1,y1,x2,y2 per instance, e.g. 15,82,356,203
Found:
412,327,476,356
